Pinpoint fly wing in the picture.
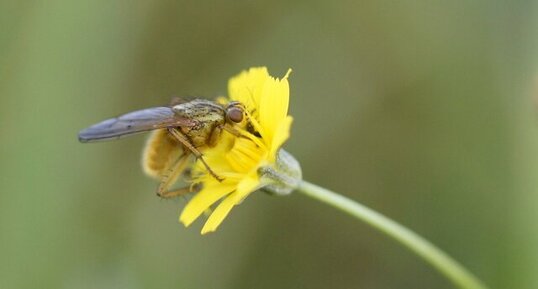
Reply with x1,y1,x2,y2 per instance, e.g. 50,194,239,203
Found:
78,107,196,143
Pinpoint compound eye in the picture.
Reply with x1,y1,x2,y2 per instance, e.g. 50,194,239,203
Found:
227,107,244,123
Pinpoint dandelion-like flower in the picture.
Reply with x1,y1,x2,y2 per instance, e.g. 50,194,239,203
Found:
79,66,488,289
79,67,487,289
179,67,301,234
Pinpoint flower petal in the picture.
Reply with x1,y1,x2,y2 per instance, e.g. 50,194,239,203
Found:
226,137,264,173
201,177,259,234
228,67,269,111
259,70,290,142
269,116,293,159
178,67,295,234
179,181,237,227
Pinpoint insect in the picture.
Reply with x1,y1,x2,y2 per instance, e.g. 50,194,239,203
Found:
78,98,245,198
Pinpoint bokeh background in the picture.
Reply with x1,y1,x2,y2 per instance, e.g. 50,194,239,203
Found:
1,1,538,288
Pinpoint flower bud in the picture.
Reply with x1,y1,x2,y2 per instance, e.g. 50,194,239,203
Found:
259,149,302,196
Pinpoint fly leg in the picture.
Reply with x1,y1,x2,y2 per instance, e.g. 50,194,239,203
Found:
167,128,223,182
158,186,194,199
208,123,244,148
156,152,191,198
219,124,242,137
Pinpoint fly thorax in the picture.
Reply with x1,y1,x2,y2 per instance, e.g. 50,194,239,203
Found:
172,100,225,122
173,100,226,147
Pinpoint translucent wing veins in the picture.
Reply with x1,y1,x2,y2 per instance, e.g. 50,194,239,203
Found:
78,107,196,142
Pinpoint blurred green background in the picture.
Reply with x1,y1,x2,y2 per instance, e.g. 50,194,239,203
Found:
1,1,537,288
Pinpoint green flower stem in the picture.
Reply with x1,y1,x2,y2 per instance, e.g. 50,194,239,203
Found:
297,180,489,289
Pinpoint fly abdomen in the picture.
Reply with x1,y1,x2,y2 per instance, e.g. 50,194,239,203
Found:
142,129,183,179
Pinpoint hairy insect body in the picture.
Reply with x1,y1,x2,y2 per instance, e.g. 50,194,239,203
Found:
142,129,182,179
142,100,226,180
79,98,245,198
173,100,226,147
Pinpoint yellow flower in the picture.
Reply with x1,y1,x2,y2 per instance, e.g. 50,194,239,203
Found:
179,67,295,234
